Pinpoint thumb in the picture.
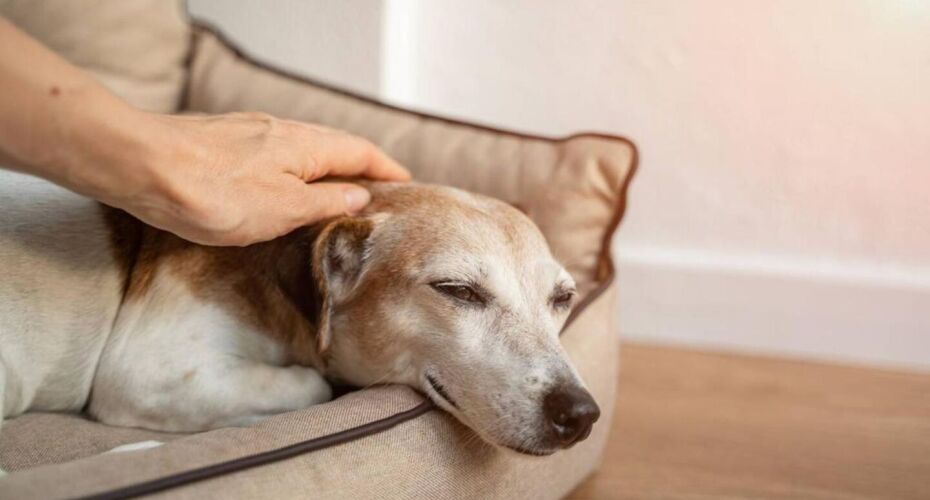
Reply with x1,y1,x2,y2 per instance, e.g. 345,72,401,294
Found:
297,182,372,223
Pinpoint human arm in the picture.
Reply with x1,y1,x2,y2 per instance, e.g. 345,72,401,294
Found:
0,17,409,246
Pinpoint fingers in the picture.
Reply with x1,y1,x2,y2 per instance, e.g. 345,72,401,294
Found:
299,130,411,182
291,181,373,224
366,147,412,181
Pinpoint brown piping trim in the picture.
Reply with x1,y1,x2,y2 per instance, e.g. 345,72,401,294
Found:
563,143,640,331
74,400,435,500
186,21,639,147
184,20,641,331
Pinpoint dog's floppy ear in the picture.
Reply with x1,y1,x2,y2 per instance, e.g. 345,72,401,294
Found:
312,215,378,355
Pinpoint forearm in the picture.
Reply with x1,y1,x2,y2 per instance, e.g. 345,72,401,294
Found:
0,17,409,246
0,17,158,201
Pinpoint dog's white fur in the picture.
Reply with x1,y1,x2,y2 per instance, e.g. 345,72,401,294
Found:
0,170,592,464
0,171,330,446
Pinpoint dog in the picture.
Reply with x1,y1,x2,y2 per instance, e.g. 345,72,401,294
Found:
0,170,599,465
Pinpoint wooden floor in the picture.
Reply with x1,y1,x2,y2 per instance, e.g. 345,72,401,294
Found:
568,343,930,499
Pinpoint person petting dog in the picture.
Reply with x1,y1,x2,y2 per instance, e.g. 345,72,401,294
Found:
0,15,599,470
0,17,411,247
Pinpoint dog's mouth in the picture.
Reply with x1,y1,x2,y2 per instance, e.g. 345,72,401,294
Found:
422,372,563,457
424,372,459,409
501,443,557,457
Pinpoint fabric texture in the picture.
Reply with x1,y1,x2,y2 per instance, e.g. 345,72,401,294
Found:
1,289,619,500
0,0,190,113
0,13,637,500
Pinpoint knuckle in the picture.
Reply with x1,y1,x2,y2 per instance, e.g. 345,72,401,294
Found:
243,111,274,122
238,112,280,136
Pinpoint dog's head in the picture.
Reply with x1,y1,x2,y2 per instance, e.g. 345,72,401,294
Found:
311,182,599,455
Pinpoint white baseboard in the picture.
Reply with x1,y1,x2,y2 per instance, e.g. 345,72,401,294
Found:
614,245,930,371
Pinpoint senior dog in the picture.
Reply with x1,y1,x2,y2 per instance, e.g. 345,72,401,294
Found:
0,171,599,467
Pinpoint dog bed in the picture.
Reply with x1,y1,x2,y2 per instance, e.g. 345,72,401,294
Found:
0,3,638,498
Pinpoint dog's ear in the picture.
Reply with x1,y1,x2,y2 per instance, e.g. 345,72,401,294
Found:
311,216,378,355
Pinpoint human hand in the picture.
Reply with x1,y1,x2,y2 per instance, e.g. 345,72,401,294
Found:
108,112,411,246
94,113,411,246
0,19,410,245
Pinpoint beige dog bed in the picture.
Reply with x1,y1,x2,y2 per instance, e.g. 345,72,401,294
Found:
0,2,637,498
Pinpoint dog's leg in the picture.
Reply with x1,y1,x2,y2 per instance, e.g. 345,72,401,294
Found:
93,285,334,432
92,357,332,432
199,361,333,428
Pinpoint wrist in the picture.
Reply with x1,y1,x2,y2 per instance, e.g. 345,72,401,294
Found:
53,93,166,207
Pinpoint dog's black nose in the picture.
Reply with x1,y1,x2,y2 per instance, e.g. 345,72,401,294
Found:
543,385,601,447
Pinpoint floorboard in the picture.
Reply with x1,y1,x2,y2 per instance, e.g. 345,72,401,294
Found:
568,343,930,499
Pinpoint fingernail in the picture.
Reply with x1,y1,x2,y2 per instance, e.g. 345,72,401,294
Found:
344,186,371,212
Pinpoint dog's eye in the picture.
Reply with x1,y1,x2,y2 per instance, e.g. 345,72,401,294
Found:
551,290,575,310
431,282,485,305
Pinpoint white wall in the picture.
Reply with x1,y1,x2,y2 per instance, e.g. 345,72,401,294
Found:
188,1,930,370
188,0,384,95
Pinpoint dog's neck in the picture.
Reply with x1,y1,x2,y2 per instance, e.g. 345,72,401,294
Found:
222,224,333,367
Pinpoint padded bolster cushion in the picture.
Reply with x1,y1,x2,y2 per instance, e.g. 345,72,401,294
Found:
0,24,637,500
184,28,636,294
0,288,620,500
0,286,619,500
0,0,190,113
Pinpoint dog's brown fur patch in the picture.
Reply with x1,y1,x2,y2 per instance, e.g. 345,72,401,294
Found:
104,213,328,367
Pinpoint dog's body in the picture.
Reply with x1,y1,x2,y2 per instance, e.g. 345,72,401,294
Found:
0,170,599,459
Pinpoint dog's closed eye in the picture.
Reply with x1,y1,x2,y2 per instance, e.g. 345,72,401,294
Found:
550,288,575,311
431,282,487,306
